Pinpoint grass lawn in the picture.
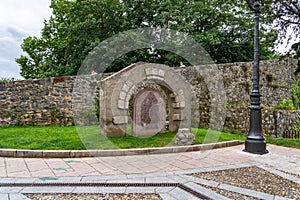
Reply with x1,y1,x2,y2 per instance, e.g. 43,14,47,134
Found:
266,137,300,149
0,126,298,150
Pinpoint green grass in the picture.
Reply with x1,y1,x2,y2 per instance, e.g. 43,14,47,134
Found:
266,137,300,149
191,128,246,144
0,126,86,150
0,126,298,150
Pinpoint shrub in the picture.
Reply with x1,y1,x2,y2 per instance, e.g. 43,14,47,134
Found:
274,99,295,110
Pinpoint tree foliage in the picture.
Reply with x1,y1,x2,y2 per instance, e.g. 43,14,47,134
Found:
262,0,300,50
17,0,278,79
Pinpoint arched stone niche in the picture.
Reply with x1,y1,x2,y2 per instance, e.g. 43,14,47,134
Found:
99,62,191,137
132,88,166,137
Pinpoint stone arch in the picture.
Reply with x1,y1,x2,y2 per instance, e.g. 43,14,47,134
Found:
99,62,191,137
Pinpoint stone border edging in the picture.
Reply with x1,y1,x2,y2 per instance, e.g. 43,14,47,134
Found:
0,140,243,158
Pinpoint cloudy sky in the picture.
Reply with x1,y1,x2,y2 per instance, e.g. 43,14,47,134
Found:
0,0,52,79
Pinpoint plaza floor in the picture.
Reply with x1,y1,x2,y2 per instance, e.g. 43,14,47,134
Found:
1,144,300,199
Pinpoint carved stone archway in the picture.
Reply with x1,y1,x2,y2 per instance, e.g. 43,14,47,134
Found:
99,62,191,137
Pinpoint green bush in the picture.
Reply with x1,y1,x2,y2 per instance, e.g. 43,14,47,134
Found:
293,119,300,131
274,79,300,110
274,99,295,110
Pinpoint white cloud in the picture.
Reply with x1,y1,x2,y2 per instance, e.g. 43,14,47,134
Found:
0,0,52,35
0,0,51,79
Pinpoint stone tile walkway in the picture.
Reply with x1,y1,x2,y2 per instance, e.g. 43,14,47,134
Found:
1,144,300,199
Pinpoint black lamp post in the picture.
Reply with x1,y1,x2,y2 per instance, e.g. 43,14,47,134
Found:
244,0,268,154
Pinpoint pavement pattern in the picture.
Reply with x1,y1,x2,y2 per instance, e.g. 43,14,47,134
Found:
1,144,300,199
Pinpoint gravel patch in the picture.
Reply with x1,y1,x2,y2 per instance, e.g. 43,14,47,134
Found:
199,184,260,200
25,193,162,200
189,166,300,199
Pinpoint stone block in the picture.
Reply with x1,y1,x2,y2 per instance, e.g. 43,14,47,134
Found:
145,68,151,75
0,149,16,157
122,84,130,92
70,150,93,158
178,128,190,134
178,89,184,95
158,69,165,77
125,93,131,102
101,124,126,137
173,114,184,121
91,150,125,157
169,93,176,98
16,150,43,158
113,116,128,124
172,101,185,108
118,99,126,109
43,150,70,158
119,91,126,100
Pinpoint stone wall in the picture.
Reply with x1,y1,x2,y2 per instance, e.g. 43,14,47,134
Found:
0,76,75,126
274,110,300,137
0,59,298,137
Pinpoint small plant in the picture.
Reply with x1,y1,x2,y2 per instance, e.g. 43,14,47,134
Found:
273,99,295,110
292,79,300,109
292,118,300,131
273,78,300,110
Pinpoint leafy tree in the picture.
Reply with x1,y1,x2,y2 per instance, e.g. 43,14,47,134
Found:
262,0,299,47
17,0,277,79
262,1,299,76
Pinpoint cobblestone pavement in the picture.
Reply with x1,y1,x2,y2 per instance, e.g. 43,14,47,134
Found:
1,144,300,199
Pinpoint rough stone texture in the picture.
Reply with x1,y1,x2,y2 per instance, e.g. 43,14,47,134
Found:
99,62,192,137
175,128,195,145
0,59,297,137
274,110,300,137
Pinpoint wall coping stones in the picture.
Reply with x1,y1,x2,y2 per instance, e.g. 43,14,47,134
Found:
0,140,243,158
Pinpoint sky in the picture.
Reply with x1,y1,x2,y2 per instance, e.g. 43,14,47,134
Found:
0,0,52,79
0,1,298,80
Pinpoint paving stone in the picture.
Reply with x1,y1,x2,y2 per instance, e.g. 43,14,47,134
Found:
16,150,43,158
0,187,23,194
154,187,176,194
20,186,75,194
218,183,274,200
8,194,30,200
125,187,156,193
168,187,199,200
159,193,178,200
71,187,110,193
184,182,230,200
0,194,9,200
106,178,145,183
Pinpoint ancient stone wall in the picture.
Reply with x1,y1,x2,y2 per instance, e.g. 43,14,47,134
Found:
0,59,298,137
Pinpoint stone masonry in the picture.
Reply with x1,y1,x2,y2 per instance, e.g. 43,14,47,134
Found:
0,59,298,137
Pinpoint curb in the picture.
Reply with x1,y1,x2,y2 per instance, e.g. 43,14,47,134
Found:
0,140,243,158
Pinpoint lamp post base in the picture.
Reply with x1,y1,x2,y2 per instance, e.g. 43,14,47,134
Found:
244,139,268,155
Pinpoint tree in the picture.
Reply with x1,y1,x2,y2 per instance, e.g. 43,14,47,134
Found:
262,0,300,50
17,0,277,79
